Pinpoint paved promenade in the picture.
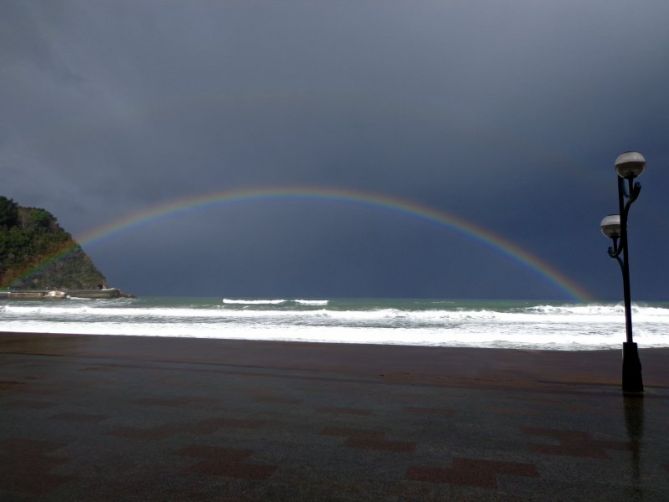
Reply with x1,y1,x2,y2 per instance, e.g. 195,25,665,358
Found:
1,333,668,500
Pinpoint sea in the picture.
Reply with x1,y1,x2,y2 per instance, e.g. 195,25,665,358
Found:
1,297,669,351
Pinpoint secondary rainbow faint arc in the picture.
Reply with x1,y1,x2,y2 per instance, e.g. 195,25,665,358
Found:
22,187,593,301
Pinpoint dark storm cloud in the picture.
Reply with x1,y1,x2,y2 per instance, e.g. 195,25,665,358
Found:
2,0,668,299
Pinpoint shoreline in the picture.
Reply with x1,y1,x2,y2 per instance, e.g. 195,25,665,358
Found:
1,326,665,352
2,330,668,391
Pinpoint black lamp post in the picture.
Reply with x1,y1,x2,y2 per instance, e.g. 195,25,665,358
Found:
600,151,645,394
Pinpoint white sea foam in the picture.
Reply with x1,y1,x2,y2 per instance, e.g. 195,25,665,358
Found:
526,303,669,316
294,299,329,306
1,300,668,350
222,298,286,305
0,319,667,350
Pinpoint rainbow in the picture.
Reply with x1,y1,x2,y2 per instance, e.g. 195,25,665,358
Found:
16,187,593,301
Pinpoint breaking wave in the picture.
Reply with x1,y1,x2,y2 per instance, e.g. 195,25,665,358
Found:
222,298,286,305
1,298,668,350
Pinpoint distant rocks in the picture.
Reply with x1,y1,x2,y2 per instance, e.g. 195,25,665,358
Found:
0,288,135,301
66,288,136,299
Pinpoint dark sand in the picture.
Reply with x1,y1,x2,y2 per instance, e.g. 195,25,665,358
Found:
1,332,668,500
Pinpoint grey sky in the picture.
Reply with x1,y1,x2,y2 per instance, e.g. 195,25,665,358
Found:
2,1,668,299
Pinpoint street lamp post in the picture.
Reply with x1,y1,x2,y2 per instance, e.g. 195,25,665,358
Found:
600,151,645,394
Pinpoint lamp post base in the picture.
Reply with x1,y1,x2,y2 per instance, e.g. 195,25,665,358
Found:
622,342,644,394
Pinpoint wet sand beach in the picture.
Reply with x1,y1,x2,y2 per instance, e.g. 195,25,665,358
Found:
2,332,668,500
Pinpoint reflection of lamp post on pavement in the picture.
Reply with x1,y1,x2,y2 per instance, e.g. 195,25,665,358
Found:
600,152,646,394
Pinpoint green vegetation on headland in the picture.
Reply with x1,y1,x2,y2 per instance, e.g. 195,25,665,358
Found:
0,196,108,290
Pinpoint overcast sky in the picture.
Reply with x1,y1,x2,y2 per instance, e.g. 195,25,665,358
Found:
2,0,668,300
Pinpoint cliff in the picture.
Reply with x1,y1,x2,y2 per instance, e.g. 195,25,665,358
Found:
0,196,107,290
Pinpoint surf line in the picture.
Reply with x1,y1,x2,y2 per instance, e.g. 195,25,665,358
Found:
17,187,593,302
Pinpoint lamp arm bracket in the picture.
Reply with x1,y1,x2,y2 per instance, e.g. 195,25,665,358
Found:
608,237,623,258
622,186,640,221
624,178,641,204
629,181,642,203
615,254,624,274
608,245,623,259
